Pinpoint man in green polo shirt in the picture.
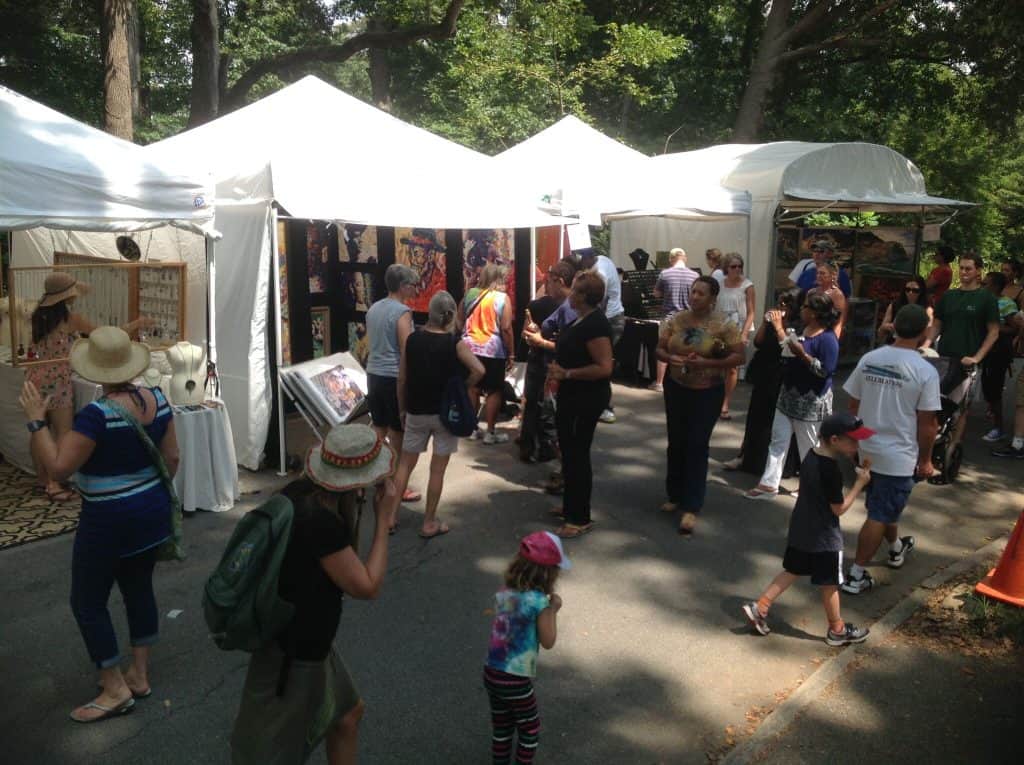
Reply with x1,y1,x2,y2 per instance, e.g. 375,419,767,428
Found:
927,251,1000,479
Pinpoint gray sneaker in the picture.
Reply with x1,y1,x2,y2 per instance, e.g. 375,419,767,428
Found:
825,623,870,647
742,601,770,636
841,570,874,594
991,444,1024,459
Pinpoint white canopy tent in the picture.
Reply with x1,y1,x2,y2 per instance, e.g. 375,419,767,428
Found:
495,115,751,226
144,76,564,470
610,141,973,312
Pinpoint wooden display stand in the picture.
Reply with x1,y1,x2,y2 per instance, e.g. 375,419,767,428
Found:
7,255,187,367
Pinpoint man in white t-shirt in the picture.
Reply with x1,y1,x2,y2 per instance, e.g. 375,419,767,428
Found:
841,304,940,594
576,247,624,423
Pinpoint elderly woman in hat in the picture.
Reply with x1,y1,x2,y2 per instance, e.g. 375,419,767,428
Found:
231,423,397,765
26,272,152,501
20,326,179,723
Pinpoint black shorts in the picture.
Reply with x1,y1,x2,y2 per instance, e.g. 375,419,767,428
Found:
476,356,507,394
782,546,843,586
367,373,402,431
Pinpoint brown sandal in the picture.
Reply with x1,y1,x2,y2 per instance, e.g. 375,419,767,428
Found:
555,522,594,539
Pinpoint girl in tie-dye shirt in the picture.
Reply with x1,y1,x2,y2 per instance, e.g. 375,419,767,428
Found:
483,531,570,764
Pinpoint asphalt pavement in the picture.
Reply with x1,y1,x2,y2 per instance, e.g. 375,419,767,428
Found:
1,373,1020,764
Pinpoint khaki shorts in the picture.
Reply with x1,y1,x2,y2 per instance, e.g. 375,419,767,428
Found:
403,413,459,456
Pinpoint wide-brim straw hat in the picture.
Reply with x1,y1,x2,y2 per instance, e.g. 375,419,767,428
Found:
70,326,151,385
306,423,396,492
39,272,85,308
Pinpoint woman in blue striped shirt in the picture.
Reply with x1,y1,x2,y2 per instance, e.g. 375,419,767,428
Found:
20,326,178,723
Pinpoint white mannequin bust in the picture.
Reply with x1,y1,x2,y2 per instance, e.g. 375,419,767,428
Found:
166,341,206,405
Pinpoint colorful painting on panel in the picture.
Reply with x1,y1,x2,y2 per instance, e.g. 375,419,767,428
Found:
463,229,515,313
307,224,329,294
395,228,447,313
534,226,567,296
341,225,378,263
277,220,291,365
311,307,330,359
348,322,369,367
341,272,374,313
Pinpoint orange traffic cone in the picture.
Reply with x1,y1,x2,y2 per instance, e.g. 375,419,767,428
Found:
975,509,1024,608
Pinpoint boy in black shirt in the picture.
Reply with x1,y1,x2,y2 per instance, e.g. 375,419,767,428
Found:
742,413,875,646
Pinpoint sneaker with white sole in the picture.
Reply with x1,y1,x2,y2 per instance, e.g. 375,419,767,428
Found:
982,428,1005,442
482,431,509,445
841,570,874,595
991,444,1024,459
887,535,916,568
599,409,617,424
468,428,485,441
741,601,770,636
825,623,869,646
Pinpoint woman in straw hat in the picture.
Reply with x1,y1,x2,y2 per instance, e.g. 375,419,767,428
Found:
20,326,179,723
26,272,152,501
231,423,397,765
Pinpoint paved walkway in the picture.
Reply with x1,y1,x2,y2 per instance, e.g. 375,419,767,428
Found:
1,375,1020,764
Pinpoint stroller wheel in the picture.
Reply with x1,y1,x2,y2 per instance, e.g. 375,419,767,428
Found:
945,444,964,482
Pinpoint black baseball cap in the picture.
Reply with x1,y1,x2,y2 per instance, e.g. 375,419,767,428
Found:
820,412,875,441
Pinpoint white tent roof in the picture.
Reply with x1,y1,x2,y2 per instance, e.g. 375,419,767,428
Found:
495,115,751,224
147,76,562,229
647,141,972,212
0,85,216,234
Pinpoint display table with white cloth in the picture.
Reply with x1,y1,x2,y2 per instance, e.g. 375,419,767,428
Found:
171,403,239,513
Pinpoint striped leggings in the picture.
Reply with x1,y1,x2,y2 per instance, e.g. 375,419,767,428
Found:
483,666,540,764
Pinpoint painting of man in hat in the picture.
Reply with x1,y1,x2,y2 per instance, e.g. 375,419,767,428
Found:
463,229,516,314
396,228,447,312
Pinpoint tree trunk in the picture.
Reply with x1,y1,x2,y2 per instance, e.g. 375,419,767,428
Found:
732,0,794,142
101,0,134,140
367,19,393,112
189,0,220,127
127,0,142,121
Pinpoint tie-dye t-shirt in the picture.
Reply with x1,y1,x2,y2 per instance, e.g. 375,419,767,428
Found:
485,588,550,677
463,288,508,359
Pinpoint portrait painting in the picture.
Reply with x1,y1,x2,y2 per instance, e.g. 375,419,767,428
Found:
307,224,329,294
311,307,330,359
341,225,378,263
463,229,515,313
341,272,374,313
348,321,369,367
395,227,447,313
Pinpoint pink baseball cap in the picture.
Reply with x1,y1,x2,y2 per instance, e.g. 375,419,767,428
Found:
519,531,572,570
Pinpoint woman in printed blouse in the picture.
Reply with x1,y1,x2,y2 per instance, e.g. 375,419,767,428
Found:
746,292,841,500
656,276,745,535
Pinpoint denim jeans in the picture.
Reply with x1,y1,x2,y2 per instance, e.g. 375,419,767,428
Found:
663,380,725,513
70,538,159,668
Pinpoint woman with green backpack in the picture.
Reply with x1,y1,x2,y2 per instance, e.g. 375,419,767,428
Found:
230,423,398,765
19,326,181,723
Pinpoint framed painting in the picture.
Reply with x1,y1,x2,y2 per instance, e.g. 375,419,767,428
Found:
341,272,374,313
463,228,515,313
311,306,330,359
341,224,378,263
277,220,291,365
348,321,369,367
395,227,447,313
855,228,917,277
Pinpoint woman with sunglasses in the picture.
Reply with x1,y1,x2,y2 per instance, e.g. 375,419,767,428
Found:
878,276,932,344
717,253,755,419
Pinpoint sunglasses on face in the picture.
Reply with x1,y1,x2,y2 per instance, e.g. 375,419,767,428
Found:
728,264,743,270
905,287,921,293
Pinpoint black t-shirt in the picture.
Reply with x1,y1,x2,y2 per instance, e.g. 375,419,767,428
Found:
555,309,612,398
276,493,354,660
524,295,560,364
404,329,459,415
786,450,844,553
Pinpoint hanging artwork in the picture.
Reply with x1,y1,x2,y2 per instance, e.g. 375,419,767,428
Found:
395,228,447,313
348,321,369,367
463,229,515,314
535,226,566,295
341,272,374,313
311,307,330,359
855,228,916,277
277,220,291,365
307,224,329,294
340,225,378,263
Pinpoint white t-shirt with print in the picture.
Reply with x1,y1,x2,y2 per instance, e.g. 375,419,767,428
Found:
843,345,942,477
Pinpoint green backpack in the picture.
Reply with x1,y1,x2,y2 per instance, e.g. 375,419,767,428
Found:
203,495,296,651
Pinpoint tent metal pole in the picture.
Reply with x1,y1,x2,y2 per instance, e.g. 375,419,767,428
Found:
270,207,288,477
530,227,537,297
205,237,217,367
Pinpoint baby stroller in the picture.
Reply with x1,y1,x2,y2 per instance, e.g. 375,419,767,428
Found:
921,352,978,484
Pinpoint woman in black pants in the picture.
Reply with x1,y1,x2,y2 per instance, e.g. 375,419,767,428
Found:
657,276,745,535
546,272,614,539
